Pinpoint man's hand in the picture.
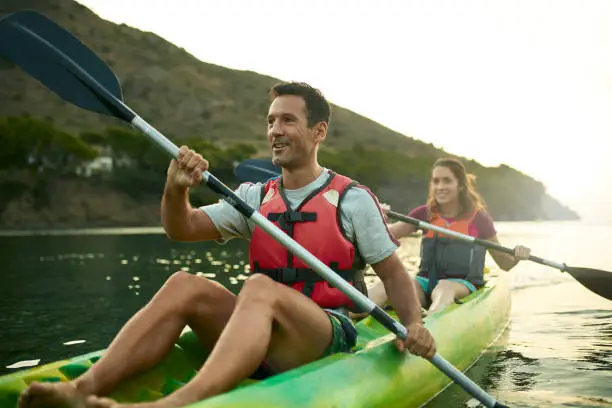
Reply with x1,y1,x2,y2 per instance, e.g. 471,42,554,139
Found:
394,322,436,359
167,145,209,190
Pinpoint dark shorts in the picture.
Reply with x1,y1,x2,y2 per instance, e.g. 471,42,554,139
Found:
249,309,357,380
323,308,358,355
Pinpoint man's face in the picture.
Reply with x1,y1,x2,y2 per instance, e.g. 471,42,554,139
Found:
267,95,323,169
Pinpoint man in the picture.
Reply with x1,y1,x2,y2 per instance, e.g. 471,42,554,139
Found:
18,82,435,408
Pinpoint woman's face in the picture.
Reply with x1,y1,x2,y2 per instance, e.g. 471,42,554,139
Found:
431,165,460,206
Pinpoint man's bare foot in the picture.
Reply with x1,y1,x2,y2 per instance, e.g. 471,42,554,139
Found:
85,395,189,408
18,381,88,408
85,396,119,408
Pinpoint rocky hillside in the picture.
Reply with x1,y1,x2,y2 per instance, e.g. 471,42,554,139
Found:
0,0,579,229
0,0,443,156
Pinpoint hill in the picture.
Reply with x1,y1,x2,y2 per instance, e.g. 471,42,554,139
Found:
0,0,579,229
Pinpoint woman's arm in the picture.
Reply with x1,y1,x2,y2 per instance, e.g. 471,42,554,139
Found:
388,221,417,240
380,203,421,240
485,234,531,271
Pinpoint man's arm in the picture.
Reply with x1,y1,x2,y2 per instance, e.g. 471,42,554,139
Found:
371,253,422,326
372,252,435,358
161,182,221,242
342,188,435,358
160,147,221,242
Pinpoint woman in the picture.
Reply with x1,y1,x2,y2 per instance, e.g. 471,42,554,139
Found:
366,157,531,316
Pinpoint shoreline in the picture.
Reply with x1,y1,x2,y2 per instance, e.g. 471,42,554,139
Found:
0,219,591,238
0,226,166,237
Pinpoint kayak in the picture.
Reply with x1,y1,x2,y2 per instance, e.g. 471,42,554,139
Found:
0,270,510,408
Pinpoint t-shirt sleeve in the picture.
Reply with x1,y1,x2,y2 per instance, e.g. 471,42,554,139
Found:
473,210,497,239
199,182,263,242
406,204,428,232
407,204,428,221
339,187,400,265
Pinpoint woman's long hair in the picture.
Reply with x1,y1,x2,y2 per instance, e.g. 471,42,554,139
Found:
426,157,487,218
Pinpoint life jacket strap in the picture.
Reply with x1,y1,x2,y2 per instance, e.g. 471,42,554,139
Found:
267,211,317,232
252,262,356,285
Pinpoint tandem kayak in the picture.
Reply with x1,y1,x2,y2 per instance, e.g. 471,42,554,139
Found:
0,271,511,408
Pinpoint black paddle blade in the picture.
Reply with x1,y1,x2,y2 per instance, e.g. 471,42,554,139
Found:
566,267,612,301
0,10,132,121
234,158,281,183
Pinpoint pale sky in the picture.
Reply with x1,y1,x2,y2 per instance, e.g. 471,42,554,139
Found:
76,0,612,223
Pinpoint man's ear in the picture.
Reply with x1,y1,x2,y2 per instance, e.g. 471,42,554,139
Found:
313,121,328,143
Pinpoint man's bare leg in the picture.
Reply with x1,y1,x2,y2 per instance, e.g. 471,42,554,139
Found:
17,272,236,408
86,274,335,408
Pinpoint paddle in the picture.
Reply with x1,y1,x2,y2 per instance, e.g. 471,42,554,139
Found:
0,10,510,408
387,211,612,301
234,158,612,302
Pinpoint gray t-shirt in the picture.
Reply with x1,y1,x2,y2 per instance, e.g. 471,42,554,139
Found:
200,169,398,265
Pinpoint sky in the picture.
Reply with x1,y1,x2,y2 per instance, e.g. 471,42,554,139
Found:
76,0,612,223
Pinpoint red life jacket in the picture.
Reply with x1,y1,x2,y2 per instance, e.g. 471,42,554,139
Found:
249,171,367,311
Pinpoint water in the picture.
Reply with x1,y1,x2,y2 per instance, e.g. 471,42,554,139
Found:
428,222,612,408
0,221,610,407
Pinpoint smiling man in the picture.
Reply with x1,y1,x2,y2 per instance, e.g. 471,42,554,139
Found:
18,82,435,408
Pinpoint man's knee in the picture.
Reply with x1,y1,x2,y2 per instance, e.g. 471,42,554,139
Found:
161,271,227,305
164,270,204,289
237,274,278,310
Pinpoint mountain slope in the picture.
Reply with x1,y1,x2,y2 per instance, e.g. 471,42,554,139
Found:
0,0,443,157
0,0,579,228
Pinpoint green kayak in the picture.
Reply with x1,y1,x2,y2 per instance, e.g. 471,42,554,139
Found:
0,272,510,408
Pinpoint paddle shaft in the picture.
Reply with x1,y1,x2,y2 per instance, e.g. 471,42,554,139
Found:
1,12,509,407
388,210,567,271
